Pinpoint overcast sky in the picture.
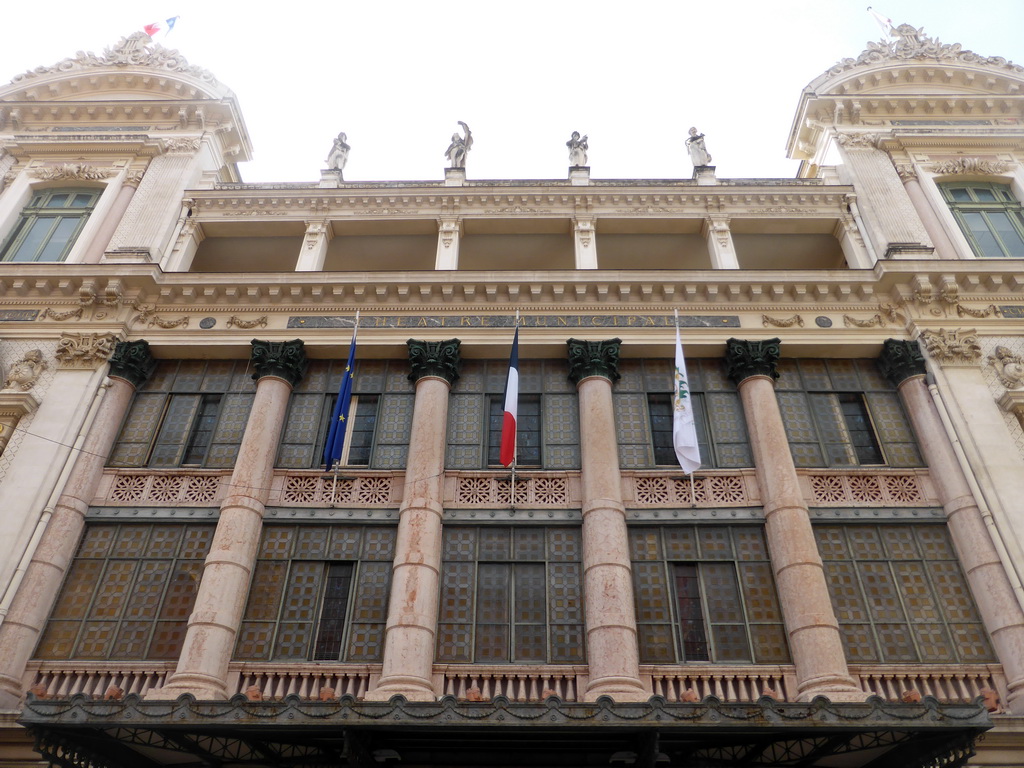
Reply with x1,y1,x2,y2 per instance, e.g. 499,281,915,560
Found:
3,1,1023,184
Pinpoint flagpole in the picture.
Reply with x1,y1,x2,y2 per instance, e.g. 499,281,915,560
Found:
510,310,519,510
675,309,698,508
330,310,360,505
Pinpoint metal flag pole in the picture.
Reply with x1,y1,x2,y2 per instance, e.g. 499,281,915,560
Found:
675,308,697,508
331,310,360,506
510,310,519,510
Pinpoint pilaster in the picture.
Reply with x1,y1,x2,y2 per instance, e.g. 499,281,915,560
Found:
435,217,462,270
296,221,330,271
702,215,739,269
573,218,598,269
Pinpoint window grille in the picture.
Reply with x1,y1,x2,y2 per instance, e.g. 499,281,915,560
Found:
1,188,100,262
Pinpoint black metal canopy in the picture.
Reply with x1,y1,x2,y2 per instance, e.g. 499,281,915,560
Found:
20,693,990,768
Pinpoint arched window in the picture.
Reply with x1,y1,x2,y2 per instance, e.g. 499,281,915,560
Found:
0,188,100,262
939,182,1024,258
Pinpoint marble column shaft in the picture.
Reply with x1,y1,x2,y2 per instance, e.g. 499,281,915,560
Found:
367,339,460,702
82,180,138,263
0,341,153,708
726,338,862,702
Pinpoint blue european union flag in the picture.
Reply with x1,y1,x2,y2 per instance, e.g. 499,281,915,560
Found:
323,329,357,468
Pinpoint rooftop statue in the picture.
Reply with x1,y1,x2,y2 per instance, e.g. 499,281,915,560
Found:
567,131,588,167
445,122,473,169
327,132,350,172
685,127,712,167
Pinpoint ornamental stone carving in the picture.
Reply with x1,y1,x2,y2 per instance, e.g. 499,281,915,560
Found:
566,338,622,385
835,134,881,149
920,328,982,367
724,338,781,384
988,346,1024,390
107,340,156,389
123,169,147,188
250,339,308,387
163,137,201,154
55,333,118,370
13,33,220,86
930,158,1011,176
29,164,115,181
407,339,461,385
878,339,927,387
1,350,47,392
894,164,918,182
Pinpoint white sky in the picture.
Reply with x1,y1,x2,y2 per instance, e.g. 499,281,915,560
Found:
3,0,1023,184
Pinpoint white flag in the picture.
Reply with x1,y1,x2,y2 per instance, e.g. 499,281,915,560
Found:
673,325,702,474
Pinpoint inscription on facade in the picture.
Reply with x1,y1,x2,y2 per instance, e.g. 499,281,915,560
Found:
0,310,39,322
288,314,740,329
999,306,1024,319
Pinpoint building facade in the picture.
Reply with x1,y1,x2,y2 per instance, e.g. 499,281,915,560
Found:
0,23,1022,767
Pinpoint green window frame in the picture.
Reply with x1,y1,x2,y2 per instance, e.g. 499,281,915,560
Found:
939,182,1024,258
109,360,256,469
1,188,100,262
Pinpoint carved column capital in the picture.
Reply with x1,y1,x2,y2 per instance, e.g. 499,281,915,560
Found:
878,339,927,387
920,328,982,368
894,163,918,182
55,333,118,370
567,338,621,385
406,339,461,385
724,338,781,385
107,340,156,389
250,339,308,386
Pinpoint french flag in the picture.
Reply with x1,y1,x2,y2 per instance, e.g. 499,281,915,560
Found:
499,327,519,467
143,16,179,39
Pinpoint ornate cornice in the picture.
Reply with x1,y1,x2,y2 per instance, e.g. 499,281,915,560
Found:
724,338,781,384
55,333,118,370
878,339,927,386
920,328,982,367
407,339,461,385
250,339,308,386
107,340,156,389
28,163,115,181
567,338,621,385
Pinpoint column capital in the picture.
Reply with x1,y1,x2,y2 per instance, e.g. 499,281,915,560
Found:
567,338,621,385
725,338,781,385
250,339,308,386
878,339,927,387
107,340,156,389
407,339,461,385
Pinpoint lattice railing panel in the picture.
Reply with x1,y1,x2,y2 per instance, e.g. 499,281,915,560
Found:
437,665,584,702
275,472,398,507
629,473,751,507
102,471,227,506
804,471,929,506
451,474,571,507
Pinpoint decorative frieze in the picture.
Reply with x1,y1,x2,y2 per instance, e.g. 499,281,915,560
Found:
878,339,926,386
920,328,982,367
28,164,115,182
227,316,268,329
566,338,621,385
836,133,881,149
54,333,118,370
107,340,156,389
406,339,461,384
930,158,1011,176
162,137,201,154
762,314,804,328
724,338,780,384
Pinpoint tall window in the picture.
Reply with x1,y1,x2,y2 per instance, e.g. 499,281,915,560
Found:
446,360,580,470
940,182,1024,258
36,524,213,660
775,359,922,468
109,360,255,469
234,524,395,662
816,524,994,663
630,525,790,664
276,360,412,469
1,188,100,262
436,526,585,663
615,358,752,469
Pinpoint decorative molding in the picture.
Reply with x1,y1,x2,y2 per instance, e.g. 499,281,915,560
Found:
303,221,328,251
893,164,918,183
250,339,308,387
134,308,190,329
930,158,1011,176
29,163,115,181
761,314,804,329
724,338,781,384
920,328,982,367
123,169,147,188
162,137,201,154
227,315,268,329
438,218,460,249
407,339,462,385
574,219,595,248
54,333,118,370
1,350,47,392
878,339,927,386
0,391,40,454
997,390,1024,431
843,314,887,328
988,346,1024,390
956,303,1001,319
107,340,156,389
567,338,622,385
835,133,881,149
40,306,84,322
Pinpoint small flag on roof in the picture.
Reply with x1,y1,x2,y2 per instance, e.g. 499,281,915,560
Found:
143,16,179,39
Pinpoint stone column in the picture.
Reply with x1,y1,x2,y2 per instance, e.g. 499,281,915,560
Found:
573,218,598,269
894,164,958,260
82,169,144,264
435,217,461,270
879,339,1024,714
366,339,460,701
568,338,647,702
725,338,863,702
703,215,740,269
152,340,307,700
0,340,155,708
296,220,330,271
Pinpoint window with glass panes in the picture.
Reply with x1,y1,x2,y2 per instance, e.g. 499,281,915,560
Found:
446,360,580,469
815,524,994,663
234,525,395,662
35,524,213,660
276,360,413,469
775,359,922,468
1,188,100,262
108,360,255,469
939,182,1024,258
436,526,585,663
630,525,790,664
615,358,752,469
